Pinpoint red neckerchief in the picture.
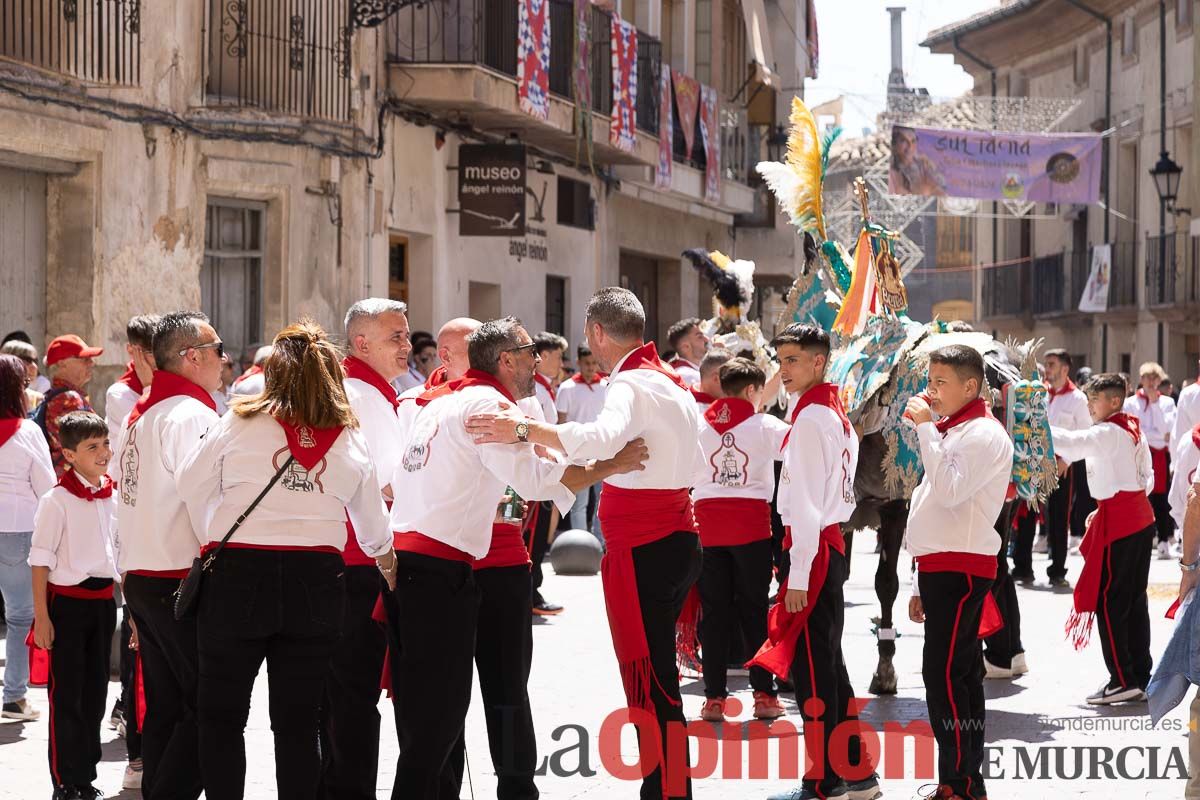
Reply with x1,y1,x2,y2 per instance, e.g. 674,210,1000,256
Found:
934,396,993,435
704,397,755,435
274,418,344,470
1192,422,1200,450
690,388,717,405
670,357,696,371
0,418,21,449
342,356,399,412
534,372,556,402
614,342,689,391
1048,379,1077,399
782,383,850,449
58,469,114,501
233,364,263,387
126,370,217,428
1103,411,1143,444
424,365,448,389
415,368,517,407
572,372,605,388
117,362,144,396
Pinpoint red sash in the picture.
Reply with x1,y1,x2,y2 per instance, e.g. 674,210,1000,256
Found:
614,342,689,391
117,362,145,396
126,370,217,428
534,372,557,402
782,383,850,450
598,484,696,719
747,524,844,679
0,417,21,449
127,568,190,580
343,356,400,412
27,582,116,686
1150,447,1169,495
342,497,392,567
475,522,532,570
57,469,114,501
703,397,755,435
693,497,771,547
1066,489,1155,649
200,542,340,556
914,552,1004,638
669,357,696,373
393,531,473,563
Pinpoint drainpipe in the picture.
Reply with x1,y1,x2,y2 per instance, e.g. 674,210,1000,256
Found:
952,36,997,324
1157,0,1168,363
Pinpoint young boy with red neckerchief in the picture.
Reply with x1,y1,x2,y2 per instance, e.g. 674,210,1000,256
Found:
1052,372,1156,706
29,411,119,800
906,345,1014,800
1123,362,1178,560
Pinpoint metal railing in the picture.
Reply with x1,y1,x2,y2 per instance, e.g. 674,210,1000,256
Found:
1067,248,1090,310
1109,240,1138,308
0,0,140,84
1145,232,1185,308
205,0,353,122
1031,253,1065,315
983,258,1029,318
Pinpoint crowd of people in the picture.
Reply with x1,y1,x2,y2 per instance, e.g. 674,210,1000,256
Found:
0,293,1198,800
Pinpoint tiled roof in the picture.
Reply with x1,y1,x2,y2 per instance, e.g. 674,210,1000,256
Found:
827,95,981,172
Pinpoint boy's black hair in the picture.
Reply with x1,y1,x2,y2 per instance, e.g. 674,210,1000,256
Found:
719,357,766,397
928,344,985,390
1085,372,1128,402
770,323,830,358
57,411,108,452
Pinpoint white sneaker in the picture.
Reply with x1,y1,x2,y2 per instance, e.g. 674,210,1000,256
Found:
0,698,40,721
1033,537,1049,554
123,760,143,789
1087,683,1143,705
1158,541,1172,560
984,657,1013,679
1011,652,1029,675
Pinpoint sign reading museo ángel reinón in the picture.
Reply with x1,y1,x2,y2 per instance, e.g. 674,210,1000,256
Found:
459,144,527,237
888,125,1102,204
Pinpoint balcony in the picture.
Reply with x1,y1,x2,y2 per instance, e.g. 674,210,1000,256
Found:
983,258,1030,318
1031,253,1065,316
385,0,660,166
0,0,140,84
204,0,352,122
1145,233,1199,312
1109,240,1138,310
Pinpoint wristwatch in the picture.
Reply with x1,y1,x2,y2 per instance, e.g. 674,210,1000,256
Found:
1180,558,1199,572
515,422,530,443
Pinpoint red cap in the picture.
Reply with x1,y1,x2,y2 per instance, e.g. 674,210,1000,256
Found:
45,335,104,366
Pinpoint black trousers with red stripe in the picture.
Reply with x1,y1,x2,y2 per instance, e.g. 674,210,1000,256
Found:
46,586,116,789
449,564,538,800
789,549,869,797
1095,526,1154,690
123,572,204,800
318,564,387,800
698,539,775,697
1045,468,1072,580
918,569,993,800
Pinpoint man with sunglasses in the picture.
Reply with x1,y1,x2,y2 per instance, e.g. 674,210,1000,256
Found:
115,311,225,800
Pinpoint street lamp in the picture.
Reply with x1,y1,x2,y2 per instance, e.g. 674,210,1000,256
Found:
1149,150,1188,214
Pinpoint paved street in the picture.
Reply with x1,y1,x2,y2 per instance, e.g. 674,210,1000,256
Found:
0,533,1192,799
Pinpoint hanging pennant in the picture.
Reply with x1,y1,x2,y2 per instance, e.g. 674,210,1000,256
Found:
572,0,595,170
673,71,700,160
518,0,551,121
655,66,673,188
609,15,638,153
699,84,721,203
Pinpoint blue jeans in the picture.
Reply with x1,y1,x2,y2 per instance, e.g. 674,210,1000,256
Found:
0,531,34,703
567,484,604,547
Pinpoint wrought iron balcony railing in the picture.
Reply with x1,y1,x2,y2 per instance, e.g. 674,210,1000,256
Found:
0,0,140,84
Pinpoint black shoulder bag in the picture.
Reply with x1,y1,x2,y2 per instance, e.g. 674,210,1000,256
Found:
174,455,295,620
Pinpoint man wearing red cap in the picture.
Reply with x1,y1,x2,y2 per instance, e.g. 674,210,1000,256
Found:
38,334,104,477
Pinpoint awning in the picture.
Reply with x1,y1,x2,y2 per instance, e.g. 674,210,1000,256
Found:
740,0,777,88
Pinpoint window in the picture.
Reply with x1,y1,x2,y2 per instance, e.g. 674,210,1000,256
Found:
1122,14,1137,58
1120,353,1132,376
721,0,748,99
1179,0,1193,29
202,201,265,363
0,1,140,84
557,177,594,230
546,276,567,336
389,237,408,303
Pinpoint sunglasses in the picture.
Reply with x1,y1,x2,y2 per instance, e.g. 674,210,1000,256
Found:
180,341,225,359
505,343,537,355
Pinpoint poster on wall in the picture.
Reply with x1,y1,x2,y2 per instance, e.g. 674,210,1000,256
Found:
1078,243,1111,313
887,125,1102,203
459,144,527,237
609,16,638,153
517,0,551,121
655,66,673,189
698,85,720,203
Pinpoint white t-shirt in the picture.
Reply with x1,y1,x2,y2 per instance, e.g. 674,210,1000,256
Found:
556,376,609,424
0,419,55,532
29,479,119,586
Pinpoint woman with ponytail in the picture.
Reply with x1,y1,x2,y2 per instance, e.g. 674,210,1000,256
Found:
176,320,398,800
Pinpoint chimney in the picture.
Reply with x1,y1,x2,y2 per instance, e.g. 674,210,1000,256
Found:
887,7,907,95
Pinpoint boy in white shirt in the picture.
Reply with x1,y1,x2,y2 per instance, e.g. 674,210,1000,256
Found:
1124,362,1178,559
1052,373,1156,705
556,344,609,536
29,412,119,800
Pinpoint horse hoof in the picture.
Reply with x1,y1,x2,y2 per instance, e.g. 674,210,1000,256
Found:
869,660,897,695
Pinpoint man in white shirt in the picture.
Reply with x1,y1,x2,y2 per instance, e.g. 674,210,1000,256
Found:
466,288,704,800
906,345,1014,800
1053,372,1156,704
1042,348,1092,587
1124,362,1178,559
556,344,609,536
116,311,225,800
229,344,272,397
104,315,159,447
528,332,569,615
1173,359,1200,456
318,298,411,800
667,317,708,388
386,316,645,800
691,347,733,408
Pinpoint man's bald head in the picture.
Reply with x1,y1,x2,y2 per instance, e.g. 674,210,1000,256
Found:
438,317,481,381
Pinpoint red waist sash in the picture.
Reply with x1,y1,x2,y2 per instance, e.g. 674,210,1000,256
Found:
127,568,190,580
475,522,532,570
694,497,771,547
27,581,116,686
1067,489,1155,649
343,499,393,566
914,552,1003,638
597,484,696,723
48,581,115,600
1151,447,1169,495
748,524,843,680
200,542,341,556
393,531,474,563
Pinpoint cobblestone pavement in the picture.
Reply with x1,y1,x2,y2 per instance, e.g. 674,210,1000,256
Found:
0,534,1192,799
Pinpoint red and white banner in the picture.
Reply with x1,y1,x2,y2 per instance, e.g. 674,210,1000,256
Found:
655,66,673,189
673,70,700,160
517,0,551,121
609,16,638,153
699,84,720,203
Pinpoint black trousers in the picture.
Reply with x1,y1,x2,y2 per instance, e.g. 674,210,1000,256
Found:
1071,463,1095,538
1095,526,1154,690
528,501,555,604
119,605,142,760
196,549,345,800
123,572,203,800
450,565,538,800
788,549,866,796
628,531,702,800
1045,469,1072,580
385,551,480,800
319,565,386,800
698,539,774,697
919,570,993,800
984,508,1023,669
1010,509,1037,579
1150,491,1177,543
47,584,116,788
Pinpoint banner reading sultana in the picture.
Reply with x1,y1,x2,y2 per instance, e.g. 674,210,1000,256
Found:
887,125,1102,203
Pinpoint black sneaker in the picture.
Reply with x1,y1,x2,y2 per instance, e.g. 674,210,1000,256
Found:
532,600,563,616
1048,576,1071,589
51,788,81,800
75,786,103,799
1012,571,1035,585
845,772,882,800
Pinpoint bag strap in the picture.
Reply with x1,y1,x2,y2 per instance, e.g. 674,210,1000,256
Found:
201,454,295,571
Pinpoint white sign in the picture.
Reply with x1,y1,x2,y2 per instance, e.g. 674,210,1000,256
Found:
1078,243,1111,313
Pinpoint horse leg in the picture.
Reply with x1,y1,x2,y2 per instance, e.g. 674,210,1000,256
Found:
869,499,906,695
